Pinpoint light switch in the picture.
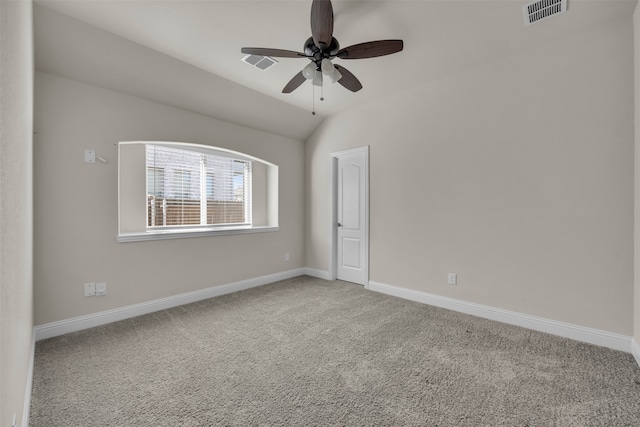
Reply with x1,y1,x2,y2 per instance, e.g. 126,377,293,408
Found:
96,282,107,296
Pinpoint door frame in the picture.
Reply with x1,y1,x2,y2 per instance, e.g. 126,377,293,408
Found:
329,146,370,288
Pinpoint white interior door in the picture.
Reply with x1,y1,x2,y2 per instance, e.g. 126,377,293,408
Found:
334,147,368,286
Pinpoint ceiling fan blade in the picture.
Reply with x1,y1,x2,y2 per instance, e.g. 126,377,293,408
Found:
282,71,307,93
337,40,404,60
241,47,306,58
310,0,334,49
334,65,362,92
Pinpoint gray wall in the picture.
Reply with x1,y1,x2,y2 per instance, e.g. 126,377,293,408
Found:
306,14,635,335
33,72,305,325
0,0,34,424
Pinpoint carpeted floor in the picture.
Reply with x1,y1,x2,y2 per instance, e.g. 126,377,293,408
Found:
30,276,640,426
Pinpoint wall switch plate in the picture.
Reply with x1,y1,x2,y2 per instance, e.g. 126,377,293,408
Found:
448,273,457,285
84,149,96,163
84,282,96,297
96,282,107,296
285,253,290,262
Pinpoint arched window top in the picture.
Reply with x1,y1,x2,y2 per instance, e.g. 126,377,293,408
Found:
136,141,276,166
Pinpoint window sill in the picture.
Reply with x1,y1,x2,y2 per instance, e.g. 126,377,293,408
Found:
117,226,279,243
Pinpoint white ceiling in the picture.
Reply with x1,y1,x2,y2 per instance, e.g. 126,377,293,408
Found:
34,0,637,141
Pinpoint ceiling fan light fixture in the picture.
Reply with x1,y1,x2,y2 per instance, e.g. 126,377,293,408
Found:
321,58,334,74
328,68,342,83
302,62,316,80
312,70,323,86
321,58,341,83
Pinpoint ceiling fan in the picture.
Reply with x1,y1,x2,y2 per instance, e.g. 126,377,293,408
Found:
241,0,403,96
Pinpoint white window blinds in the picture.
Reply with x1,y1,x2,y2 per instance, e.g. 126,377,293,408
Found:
146,144,252,228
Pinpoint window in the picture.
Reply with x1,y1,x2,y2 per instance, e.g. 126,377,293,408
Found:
118,141,278,242
147,167,165,197
145,144,251,228
171,169,192,199
206,173,215,199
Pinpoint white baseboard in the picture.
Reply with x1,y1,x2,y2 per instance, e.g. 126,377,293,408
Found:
22,331,35,427
35,268,306,341
369,280,632,353
303,268,331,280
632,338,640,368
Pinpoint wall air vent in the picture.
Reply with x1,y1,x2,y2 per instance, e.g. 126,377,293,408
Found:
523,0,567,26
241,54,277,71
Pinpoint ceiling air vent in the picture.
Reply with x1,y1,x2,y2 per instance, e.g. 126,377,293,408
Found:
241,54,277,71
523,0,567,26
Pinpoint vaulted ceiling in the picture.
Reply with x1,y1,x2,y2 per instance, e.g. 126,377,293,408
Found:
34,0,637,141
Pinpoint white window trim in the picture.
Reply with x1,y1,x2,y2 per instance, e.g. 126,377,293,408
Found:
117,225,279,243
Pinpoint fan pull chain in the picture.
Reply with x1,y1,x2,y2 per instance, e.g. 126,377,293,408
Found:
320,84,324,102
312,84,316,115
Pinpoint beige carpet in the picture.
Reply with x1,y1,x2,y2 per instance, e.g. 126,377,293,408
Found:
30,276,640,426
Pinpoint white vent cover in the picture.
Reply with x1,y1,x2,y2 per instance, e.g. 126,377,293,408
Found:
241,54,277,71
523,0,567,26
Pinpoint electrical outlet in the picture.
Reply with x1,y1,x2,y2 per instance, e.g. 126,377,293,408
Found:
84,282,96,297
84,149,96,163
448,273,457,285
285,253,290,262
96,282,107,296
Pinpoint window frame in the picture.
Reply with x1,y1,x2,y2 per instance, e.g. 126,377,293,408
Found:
147,166,165,198
117,141,279,243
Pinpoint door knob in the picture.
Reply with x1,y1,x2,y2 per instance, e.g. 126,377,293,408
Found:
337,223,342,227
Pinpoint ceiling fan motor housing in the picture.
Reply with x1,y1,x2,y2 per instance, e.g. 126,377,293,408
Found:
304,37,340,66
